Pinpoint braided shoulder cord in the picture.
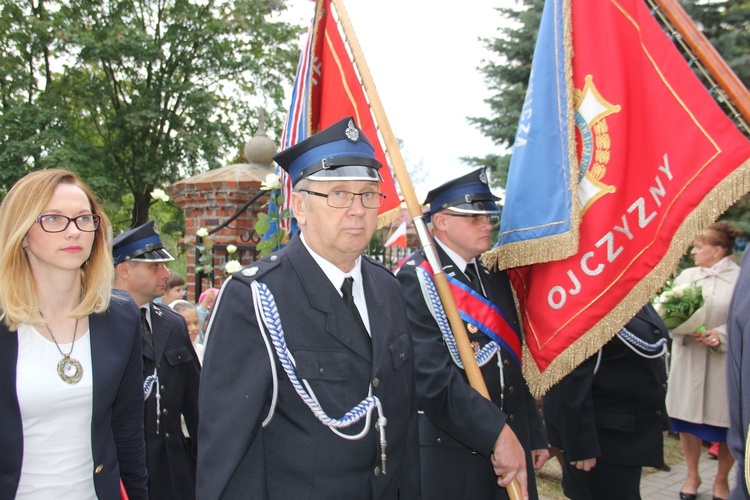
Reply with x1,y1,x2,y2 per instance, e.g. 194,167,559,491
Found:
251,281,387,470
616,327,669,358
416,266,499,368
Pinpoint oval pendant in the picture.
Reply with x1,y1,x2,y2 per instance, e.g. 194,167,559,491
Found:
57,356,83,384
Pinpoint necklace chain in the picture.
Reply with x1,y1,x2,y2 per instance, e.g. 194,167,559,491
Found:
40,312,79,358
39,312,83,384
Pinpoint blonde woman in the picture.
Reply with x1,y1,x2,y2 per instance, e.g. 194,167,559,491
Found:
0,169,147,499
667,222,742,500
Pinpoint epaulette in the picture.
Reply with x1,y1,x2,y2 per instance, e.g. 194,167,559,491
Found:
234,251,284,282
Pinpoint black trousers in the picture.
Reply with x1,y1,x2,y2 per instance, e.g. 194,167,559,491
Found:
561,460,642,500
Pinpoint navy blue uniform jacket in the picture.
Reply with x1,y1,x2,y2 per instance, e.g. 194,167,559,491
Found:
141,301,200,500
396,246,547,500
197,233,420,499
542,304,670,467
0,292,148,499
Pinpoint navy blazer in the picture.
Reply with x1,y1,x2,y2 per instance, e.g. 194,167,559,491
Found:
0,292,148,500
197,233,420,499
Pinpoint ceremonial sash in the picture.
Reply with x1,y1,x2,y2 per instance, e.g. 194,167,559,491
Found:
419,261,522,367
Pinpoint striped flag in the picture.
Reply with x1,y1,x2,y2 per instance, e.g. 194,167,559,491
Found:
384,221,407,249
265,0,401,244
486,0,750,396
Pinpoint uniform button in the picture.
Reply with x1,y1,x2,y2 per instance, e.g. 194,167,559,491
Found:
508,386,515,394
319,367,325,374
95,464,103,474
509,414,515,422
656,410,663,417
504,358,510,365
470,449,478,455
372,378,380,388
436,437,442,444
270,255,278,262
162,408,169,415
399,353,405,360
373,466,381,476
165,433,171,440
177,354,182,361
160,385,165,391
156,363,161,369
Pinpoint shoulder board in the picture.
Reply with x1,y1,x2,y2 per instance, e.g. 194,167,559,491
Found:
234,251,283,282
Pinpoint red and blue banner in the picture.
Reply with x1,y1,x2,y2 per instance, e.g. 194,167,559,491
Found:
267,0,400,241
488,0,750,396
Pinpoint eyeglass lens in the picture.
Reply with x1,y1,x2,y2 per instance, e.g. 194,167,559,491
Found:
38,214,100,233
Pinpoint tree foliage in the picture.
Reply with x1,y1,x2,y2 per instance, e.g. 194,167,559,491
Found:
1,0,302,227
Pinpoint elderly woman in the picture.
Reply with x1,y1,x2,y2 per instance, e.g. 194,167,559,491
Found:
0,169,147,499
667,222,742,500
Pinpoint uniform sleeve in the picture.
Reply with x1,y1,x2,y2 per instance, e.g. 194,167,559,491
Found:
196,276,273,500
396,265,506,457
727,262,750,496
542,354,600,462
177,318,201,458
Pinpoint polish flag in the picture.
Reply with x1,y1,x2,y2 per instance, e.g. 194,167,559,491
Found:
384,222,407,248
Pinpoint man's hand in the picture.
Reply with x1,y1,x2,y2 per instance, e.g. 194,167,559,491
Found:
571,457,597,471
531,448,550,470
490,425,529,500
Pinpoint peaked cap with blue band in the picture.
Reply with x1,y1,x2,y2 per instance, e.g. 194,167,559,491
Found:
112,220,175,265
273,117,383,187
424,168,501,220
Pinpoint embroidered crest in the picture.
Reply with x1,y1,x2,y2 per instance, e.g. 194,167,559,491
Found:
242,267,259,277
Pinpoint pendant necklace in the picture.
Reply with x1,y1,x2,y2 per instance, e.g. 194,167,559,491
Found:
40,312,83,384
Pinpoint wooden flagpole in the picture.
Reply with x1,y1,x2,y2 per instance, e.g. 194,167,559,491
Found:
330,1,523,498
653,0,750,125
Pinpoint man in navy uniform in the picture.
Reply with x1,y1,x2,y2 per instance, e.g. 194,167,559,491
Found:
395,169,548,499
196,117,420,499
113,220,201,500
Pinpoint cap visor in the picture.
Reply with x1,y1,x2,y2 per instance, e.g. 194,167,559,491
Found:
129,248,175,262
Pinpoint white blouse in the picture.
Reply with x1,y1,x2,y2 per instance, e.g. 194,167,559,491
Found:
15,324,96,499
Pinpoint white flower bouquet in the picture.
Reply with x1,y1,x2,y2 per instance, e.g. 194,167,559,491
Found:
653,281,707,336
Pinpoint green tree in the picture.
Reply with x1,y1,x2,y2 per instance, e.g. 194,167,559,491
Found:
465,0,543,188
1,0,301,227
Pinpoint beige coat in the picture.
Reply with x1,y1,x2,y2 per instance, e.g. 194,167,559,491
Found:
666,259,740,427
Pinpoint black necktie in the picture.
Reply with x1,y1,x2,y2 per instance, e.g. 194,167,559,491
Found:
141,308,155,357
341,277,371,342
465,263,484,296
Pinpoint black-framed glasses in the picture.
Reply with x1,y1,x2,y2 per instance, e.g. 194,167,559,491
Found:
300,189,386,209
444,213,500,226
36,214,101,233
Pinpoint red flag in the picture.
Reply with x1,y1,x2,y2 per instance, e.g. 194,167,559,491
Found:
384,221,407,248
502,0,750,396
309,0,400,226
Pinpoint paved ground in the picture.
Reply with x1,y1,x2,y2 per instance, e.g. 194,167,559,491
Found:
640,451,736,500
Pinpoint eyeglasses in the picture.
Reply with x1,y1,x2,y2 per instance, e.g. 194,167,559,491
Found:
444,213,500,226
36,214,101,233
300,189,387,209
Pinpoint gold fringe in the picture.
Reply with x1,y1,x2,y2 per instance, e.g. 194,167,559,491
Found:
523,155,750,397
376,206,401,230
483,0,581,273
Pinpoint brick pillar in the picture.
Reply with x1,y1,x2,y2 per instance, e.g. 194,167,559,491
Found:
168,173,271,301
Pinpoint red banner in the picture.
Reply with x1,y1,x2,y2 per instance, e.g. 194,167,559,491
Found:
309,0,400,225
508,0,750,395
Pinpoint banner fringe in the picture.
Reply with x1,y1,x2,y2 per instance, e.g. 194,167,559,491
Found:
376,206,401,230
522,154,750,397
